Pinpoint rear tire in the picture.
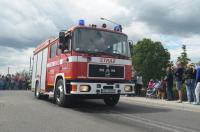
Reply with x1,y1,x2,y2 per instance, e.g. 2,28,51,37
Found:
35,82,48,100
35,82,41,99
54,79,72,107
104,94,120,106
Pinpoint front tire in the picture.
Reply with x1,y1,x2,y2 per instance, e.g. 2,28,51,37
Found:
104,94,120,106
54,79,72,107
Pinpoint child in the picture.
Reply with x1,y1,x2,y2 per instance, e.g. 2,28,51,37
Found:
157,78,166,99
147,79,154,89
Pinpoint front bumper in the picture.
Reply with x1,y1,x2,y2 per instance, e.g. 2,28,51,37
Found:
70,82,135,95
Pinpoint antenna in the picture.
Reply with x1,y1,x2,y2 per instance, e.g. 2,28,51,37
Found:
100,17,120,25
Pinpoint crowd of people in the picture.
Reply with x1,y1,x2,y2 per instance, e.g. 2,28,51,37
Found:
134,61,200,105
0,74,31,90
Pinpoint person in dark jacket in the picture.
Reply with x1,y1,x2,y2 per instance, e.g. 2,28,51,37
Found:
192,67,197,102
165,67,174,101
0,75,3,90
185,64,196,103
193,62,200,105
175,62,184,103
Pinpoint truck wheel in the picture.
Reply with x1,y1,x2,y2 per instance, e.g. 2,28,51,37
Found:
35,82,41,99
54,79,72,107
104,94,120,106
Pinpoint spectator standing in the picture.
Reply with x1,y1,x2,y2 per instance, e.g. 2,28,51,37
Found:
2,75,6,90
14,74,19,90
192,65,197,102
165,67,174,100
5,75,11,90
21,77,26,90
0,75,3,90
157,78,166,100
136,75,143,96
174,62,184,103
193,62,200,105
185,64,196,103
25,77,31,90
18,76,23,90
10,75,15,90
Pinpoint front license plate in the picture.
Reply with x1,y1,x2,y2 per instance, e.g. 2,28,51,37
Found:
101,89,116,94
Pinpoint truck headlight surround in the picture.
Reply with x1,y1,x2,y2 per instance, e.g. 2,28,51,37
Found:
124,85,133,92
80,85,91,92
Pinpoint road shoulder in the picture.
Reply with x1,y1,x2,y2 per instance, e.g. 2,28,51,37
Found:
121,96,200,112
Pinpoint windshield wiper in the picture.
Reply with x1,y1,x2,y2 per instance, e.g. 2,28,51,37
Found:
95,51,128,58
76,50,128,58
76,50,97,54
112,53,128,58
95,51,115,56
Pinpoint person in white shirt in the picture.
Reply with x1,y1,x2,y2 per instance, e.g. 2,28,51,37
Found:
136,75,143,96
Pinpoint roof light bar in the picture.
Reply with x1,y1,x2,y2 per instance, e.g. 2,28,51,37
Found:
79,19,85,26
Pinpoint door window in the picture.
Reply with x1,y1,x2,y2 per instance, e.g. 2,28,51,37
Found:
50,43,57,58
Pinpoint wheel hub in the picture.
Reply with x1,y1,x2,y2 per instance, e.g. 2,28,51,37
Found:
56,85,63,102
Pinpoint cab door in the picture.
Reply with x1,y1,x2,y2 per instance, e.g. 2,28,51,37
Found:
47,41,60,86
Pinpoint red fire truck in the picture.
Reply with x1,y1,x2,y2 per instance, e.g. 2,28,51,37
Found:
31,20,134,107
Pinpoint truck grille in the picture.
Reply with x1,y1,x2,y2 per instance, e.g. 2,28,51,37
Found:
88,64,124,78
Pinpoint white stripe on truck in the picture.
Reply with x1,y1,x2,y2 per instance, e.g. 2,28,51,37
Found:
47,56,132,68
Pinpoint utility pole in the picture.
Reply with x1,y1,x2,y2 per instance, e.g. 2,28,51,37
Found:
8,67,10,75
29,56,32,77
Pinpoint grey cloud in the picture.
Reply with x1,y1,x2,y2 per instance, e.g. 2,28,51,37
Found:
132,0,200,35
0,38,41,49
0,0,74,49
1,0,200,49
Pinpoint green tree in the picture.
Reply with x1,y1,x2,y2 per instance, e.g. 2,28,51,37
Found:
132,38,170,87
177,45,191,67
16,70,30,78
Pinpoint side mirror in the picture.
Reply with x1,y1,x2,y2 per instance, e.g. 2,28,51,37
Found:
128,40,134,57
128,40,133,46
58,44,63,49
59,31,66,45
59,31,71,53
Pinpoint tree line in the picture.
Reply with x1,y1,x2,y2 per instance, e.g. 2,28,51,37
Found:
130,38,191,87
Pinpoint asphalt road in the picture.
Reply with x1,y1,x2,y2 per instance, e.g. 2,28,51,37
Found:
0,91,200,132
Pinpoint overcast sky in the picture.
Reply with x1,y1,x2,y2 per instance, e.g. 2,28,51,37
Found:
0,0,200,74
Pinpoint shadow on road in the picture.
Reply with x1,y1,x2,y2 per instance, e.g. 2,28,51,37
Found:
2,90,171,115
69,99,171,114
31,93,171,115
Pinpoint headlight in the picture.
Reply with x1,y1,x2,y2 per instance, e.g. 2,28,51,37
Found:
124,85,133,92
80,85,91,92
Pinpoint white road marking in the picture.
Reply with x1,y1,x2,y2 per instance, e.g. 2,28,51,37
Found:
110,110,196,132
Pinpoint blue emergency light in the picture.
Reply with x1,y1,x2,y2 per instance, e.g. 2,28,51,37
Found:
114,25,122,32
79,19,85,26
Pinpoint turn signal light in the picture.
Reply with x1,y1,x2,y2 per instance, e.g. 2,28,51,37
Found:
71,85,77,92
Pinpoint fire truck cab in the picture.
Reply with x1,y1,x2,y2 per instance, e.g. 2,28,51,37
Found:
31,20,134,107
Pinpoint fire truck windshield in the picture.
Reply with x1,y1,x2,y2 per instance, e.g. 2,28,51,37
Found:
73,28,131,57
